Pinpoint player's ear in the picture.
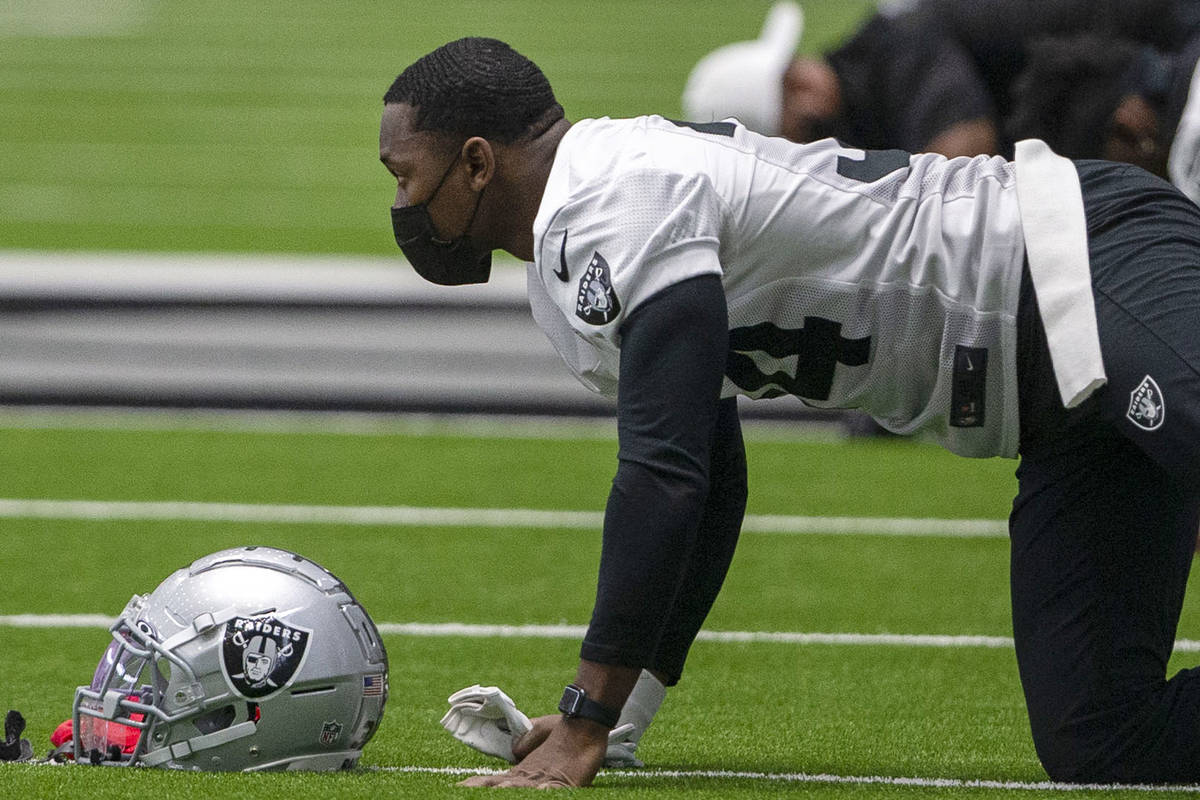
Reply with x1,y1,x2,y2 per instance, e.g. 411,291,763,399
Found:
461,136,495,191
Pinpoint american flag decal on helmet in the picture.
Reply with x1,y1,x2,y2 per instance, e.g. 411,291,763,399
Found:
363,674,385,696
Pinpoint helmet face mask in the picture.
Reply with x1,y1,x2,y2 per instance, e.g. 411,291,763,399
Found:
73,547,389,771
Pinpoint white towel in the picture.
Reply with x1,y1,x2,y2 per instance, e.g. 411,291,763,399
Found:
1013,138,1107,408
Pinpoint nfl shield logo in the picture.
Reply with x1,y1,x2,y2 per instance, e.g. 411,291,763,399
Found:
1127,375,1165,431
319,721,343,746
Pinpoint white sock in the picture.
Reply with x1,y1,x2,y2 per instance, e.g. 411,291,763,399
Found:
617,670,667,743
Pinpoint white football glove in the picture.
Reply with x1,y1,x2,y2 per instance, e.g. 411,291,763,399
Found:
601,721,643,768
440,684,642,766
440,685,532,763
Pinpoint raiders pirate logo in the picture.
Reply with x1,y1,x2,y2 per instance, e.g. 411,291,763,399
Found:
1127,375,1165,431
575,251,621,326
220,615,312,699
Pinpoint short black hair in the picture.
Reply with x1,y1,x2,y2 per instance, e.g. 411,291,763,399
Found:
384,37,564,144
1005,34,1142,159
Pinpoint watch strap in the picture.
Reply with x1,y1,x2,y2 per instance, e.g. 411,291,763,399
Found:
557,684,621,729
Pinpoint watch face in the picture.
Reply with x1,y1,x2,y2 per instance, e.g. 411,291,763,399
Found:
559,685,584,715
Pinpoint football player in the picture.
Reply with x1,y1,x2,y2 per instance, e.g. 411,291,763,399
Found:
683,1,998,157
683,0,1190,159
1006,31,1200,205
380,37,1200,787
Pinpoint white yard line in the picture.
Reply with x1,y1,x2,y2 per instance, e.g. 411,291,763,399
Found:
6,615,1200,653
383,765,1200,793
15,752,1200,791
376,622,1018,649
0,497,1009,538
12,614,1200,790
0,0,148,38
0,614,115,628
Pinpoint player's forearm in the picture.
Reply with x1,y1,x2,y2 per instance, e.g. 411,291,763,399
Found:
649,398,747,683
585,399,746,676
581,274,730,669
582,457,712,666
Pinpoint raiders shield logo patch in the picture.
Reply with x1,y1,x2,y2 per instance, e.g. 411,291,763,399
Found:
575,251,621,325
1127,374,1165,431
220,615,312,699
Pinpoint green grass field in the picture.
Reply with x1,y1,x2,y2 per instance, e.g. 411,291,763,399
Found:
1,410,1200,797
5,0,1200,796
0,0,875,256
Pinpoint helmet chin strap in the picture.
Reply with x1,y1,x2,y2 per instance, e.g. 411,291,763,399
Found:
127,603,261,769
157,606,239,653
139,721,258,767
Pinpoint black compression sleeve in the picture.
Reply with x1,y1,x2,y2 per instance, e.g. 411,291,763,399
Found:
579,273,746,670
648,396,746,685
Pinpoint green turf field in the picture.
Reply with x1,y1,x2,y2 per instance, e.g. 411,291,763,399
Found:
6,0,1200,795
0,0,875,255
1,411,1200,797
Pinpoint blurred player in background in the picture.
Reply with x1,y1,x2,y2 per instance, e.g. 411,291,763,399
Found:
902,0,1188,139
684,0,1190,159
683,1,998,157
380,37,1200,788
1007,31,1200,205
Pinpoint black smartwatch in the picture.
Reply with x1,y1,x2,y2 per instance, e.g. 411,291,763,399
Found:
558,684,621,729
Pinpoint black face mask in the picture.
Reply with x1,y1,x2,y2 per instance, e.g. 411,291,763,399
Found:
390,152,491,286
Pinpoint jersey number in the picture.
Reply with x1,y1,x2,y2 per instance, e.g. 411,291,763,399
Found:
672,120,912,185
726,318,870,401
835,149,911,182
669,119,884,398
668,118,736,137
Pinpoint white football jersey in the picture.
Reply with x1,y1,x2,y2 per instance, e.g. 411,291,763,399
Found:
528,115,1031,457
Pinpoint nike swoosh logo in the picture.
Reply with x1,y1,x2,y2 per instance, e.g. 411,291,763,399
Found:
554,230,570,282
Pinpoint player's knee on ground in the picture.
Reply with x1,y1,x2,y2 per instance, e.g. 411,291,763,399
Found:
1030,699,1142,782
1028,673,1200,783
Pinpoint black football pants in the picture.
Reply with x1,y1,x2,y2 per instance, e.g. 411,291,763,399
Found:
1011,161,1200,782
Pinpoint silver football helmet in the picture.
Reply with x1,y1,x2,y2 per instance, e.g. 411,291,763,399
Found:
73,546,388,771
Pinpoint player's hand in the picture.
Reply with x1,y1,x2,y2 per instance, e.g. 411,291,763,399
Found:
443,690,642,767
513,715,639,766
439,685,533,763
459,715,609,788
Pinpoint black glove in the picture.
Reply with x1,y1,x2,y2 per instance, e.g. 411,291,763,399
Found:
0,710,33,762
